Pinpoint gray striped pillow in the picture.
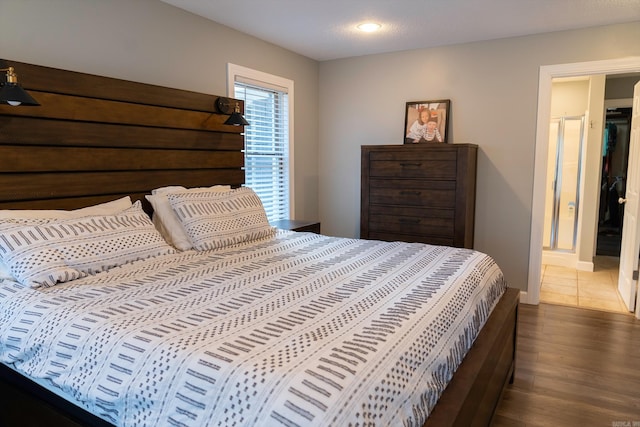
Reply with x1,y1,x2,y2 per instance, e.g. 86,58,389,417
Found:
168,187,275,251
0,201,175,288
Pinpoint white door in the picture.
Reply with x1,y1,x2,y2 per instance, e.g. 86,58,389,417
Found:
617,81,640,316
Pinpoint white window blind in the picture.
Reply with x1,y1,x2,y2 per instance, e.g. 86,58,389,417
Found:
234,81,290,222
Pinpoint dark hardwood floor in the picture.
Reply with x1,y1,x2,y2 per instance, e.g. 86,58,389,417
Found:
492,302,640,426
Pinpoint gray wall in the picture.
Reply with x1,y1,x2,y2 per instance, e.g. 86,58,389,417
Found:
2,0,640,292
0,0,319,221
318,22,640,290
606,75,640,99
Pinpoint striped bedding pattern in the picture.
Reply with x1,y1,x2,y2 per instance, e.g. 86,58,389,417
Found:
0,230,506,427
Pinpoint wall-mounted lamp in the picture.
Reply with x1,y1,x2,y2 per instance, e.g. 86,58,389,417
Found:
216,97,249,126
0,66,40,106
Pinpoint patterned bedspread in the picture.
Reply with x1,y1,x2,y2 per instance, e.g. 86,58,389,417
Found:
0,231,506,427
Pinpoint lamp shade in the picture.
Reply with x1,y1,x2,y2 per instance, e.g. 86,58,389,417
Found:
216,97,249,126
224,111,250,126
0,83,40,106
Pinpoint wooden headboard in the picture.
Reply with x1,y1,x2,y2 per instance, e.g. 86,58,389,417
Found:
0,59,244,211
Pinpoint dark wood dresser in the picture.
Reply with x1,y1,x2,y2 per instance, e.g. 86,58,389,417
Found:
271,219,321,234
360,144,477,248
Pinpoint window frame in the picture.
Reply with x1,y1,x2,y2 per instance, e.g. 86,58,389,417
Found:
226,63,295,220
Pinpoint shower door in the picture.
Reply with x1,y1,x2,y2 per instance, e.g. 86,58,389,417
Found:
543,116,585,252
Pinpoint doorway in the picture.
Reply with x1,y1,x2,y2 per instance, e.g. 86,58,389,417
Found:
540,77,628,313
527,57,640,319
596,107,632,257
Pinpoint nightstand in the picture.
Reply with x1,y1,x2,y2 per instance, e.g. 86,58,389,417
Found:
272,219,321,234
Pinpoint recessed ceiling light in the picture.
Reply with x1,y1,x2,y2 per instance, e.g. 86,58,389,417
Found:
357,22,382,33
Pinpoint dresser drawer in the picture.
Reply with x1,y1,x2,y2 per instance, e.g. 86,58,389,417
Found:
369,179,456,208
369,150,456,162
369,213,454,237
369,205,454,238
369,151,457,179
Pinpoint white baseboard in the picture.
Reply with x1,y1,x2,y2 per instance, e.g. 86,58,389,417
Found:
575,261,594,272
518,290,536,305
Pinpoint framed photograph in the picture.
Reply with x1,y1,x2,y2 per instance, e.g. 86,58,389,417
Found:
404,99,451,144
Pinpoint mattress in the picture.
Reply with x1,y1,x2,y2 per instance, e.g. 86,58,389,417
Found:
0,230,506,427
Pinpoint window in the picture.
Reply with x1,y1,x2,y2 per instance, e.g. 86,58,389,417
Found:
227,64,294,222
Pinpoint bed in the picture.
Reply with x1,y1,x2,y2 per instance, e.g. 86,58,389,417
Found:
0,60,519,427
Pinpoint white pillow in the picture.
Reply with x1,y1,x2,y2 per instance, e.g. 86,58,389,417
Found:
0,201,175,288
146,185,231,250
0,196,132,220
0,197,133,283
168,187,275,251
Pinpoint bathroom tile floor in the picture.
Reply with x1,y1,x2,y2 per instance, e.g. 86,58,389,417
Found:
540,256,630,314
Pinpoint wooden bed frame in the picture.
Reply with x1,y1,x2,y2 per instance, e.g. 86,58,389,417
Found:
0,59,519,427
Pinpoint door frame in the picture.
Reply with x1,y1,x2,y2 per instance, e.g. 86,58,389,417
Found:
527,56,640,306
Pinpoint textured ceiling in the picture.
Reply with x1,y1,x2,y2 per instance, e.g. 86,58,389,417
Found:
161,0,640,61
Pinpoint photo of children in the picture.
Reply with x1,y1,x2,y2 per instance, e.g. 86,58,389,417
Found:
404,100,450,144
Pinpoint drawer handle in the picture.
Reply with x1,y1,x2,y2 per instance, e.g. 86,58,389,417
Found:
399,218,420,224
400,190,422,196
400,162,422,168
